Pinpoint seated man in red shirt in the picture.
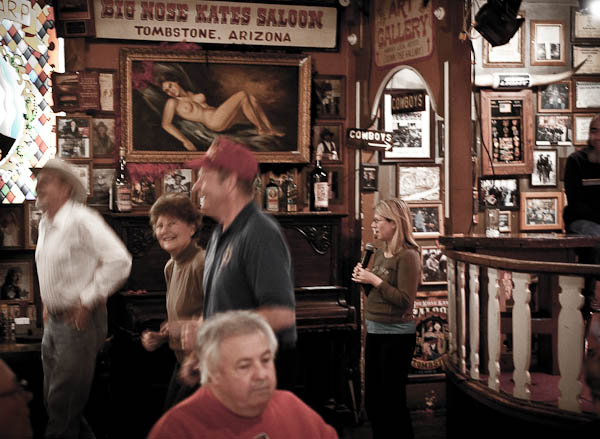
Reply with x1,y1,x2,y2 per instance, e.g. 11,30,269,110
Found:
148,310,337,439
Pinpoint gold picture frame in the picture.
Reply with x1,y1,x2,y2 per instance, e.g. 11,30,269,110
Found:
520,191,564,231
120,48,311,163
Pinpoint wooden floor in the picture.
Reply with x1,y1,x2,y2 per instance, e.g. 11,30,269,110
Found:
339,409,447,439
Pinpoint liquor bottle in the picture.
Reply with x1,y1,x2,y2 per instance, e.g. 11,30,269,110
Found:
286,172,298,212
253,174,263,208
112,148,132,212
265,175,280,212
310,151,329,211
279,175,289,212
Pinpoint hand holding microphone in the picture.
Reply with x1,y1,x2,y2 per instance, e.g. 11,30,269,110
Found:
352,243,377,296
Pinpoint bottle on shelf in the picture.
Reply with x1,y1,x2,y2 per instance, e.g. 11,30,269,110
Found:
111,147,132,212
310,151,329,212
286,172,298,212
265,174,280,212
279,175,289,212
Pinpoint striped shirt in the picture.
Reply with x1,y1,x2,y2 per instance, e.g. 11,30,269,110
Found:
35,200,132,312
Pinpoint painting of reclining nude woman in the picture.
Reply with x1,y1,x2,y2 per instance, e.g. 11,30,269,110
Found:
120,48,311,163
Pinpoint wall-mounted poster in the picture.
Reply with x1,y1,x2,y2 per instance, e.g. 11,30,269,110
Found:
88,166,115,208
382,94,433,163
408,203,443,239
480,90,533,176
571,7,600,42
574,78,600,110
483,20,525,67
530,20,566,66
57,116,92,159
421,246,447,286
411,293,448,374
573,46,600,75
91,117,116,158
520,191,564,231
478,177,520,210
314,76,345,119
163,169,193,198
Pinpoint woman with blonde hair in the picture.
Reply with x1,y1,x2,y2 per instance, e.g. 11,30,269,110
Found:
352,198,422,439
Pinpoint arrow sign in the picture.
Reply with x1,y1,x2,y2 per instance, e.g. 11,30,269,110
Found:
346,128,393,150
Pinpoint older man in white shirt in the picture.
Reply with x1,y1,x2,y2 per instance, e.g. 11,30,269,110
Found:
35,159,132,439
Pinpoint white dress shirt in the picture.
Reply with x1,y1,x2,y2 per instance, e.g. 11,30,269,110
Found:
35,200,132,312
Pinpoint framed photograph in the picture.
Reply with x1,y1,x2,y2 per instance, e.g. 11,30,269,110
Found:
382,94,433,163
573,45,600,75
68,162,92,197
398,164,441,201
24,201,42,249
421,246,448,286
408,203,443,239
0,205,24,248
131,177,158,211
91,117,116,158
480,90,533,176
98,71,117,113
535,115,572,145
538,81,571,113
314,75,345,119
163,169,193,198
57,0,91,20
483,19,525,67
574,78,600,111
530,20,566,66
88,166,115,208
312,123,342,162
120,48,311,163
520,192,564,231
0,260,33,302
573,113,598,145
478,177,519,210
571,7,600,43
57,116,92,159
360,164,378,192
531,149,558,187
498,211,511,233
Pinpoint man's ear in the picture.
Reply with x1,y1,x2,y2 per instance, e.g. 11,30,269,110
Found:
223,173,238,193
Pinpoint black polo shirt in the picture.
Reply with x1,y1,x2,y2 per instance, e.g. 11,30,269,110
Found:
203,201,297,347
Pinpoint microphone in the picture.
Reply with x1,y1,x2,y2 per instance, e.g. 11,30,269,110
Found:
361,243,375,268
361,243,375,296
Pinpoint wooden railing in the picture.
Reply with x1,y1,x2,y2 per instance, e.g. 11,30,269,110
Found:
444,249,600,414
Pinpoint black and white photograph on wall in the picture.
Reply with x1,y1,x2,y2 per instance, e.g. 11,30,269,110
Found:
88,166,115,208
24,201,42,249
163,169,193,197
92,117,116,158
421,246,448,285
498,211,511,233
314,75,345,119
69,162,92,196
57,116,92,159
0,260,33,302
360,164,378,192
535,114,572,145
478,177,519,210
398,164,441,201
531,149,558,187
538,81,571,112
409,203,443,239
0,206,23,248
312,124,342,162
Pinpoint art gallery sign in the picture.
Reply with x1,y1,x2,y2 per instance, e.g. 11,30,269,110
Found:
374,0,433,67
93,1,337,48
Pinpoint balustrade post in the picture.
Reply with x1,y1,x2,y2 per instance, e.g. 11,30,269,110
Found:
458,262,467,374
487,268,501,391
512,272,532,400
469,264,480,380
447,257,457,364
558,275,585,413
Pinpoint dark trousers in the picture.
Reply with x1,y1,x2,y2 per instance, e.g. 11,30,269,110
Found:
163,361,198,412
365,332,416,439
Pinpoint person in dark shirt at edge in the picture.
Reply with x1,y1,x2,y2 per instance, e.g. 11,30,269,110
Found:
179,135,296,390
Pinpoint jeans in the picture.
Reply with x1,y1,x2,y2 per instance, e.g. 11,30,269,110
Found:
42,306,107,439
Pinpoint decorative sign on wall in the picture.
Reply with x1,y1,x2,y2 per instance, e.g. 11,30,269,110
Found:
94,1,337,48
373,0,433,67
